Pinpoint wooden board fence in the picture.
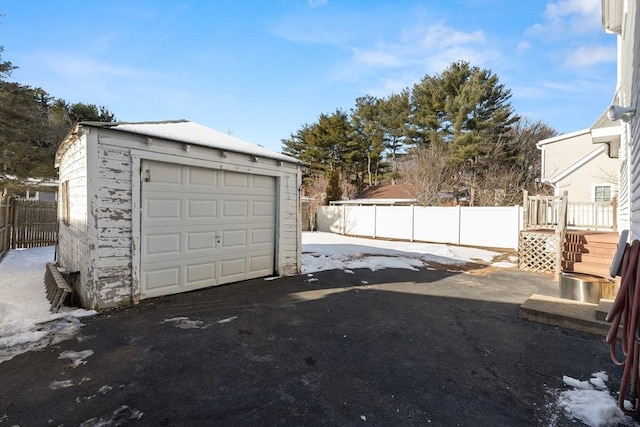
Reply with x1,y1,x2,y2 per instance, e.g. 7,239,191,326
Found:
0,197,12,258
10,199,58,249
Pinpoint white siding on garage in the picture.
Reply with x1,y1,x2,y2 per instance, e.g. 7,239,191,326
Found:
93,144,134,304
56,134,92,306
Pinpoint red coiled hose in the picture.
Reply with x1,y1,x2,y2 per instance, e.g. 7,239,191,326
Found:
606,240,640,413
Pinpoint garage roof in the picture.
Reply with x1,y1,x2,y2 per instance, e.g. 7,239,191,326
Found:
58,120,300,165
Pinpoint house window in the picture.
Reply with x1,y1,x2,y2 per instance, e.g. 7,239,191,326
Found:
60,181,70,226
594,184,613,202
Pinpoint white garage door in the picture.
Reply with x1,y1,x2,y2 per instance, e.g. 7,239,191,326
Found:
140,160,275,299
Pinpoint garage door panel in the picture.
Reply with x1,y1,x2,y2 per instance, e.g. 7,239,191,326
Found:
252,200,274,217
141,160,275,299
222,200,248,217
145,199,182,219
186,262,216,285
188,167,218,187
187,231,217,251
253,175,275,190
222,229,246,247
250,255,273,272
223,171,249,188
187,199,217,218
144,266,180,290
145,233,181,255
149,162,183,185
251,228,274,245
220,258,246,279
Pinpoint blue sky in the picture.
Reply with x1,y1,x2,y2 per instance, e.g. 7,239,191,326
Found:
1,0,617,153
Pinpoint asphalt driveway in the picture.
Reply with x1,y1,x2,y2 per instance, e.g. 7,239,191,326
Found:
0,267,621,426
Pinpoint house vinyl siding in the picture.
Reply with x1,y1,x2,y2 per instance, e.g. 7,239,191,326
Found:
541,131,618,202
618,0,640,239
631,1,640,238
56,121,301,310
618,155,630,231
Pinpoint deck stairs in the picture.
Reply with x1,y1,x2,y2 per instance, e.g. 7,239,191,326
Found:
561,231,618,279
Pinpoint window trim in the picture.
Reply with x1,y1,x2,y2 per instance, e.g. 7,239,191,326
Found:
60,181,70,226
592,183,614,203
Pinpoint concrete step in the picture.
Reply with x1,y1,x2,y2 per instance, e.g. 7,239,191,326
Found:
520,294,617,336
596,299,614,321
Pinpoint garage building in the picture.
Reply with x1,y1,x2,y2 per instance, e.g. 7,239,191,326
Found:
55,120,302,310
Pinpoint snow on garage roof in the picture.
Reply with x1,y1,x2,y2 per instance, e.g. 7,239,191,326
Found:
79,120,300,164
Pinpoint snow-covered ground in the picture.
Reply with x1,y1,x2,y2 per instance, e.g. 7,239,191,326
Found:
0,232,634,426
302,231,517,273
0,246,96,364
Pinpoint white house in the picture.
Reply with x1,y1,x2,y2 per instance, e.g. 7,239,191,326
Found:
602,0,639,236
55,120,302,310
537,113,620,203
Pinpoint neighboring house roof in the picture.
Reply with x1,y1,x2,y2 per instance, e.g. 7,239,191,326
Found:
537,110,621,149
332,184,416,205
56,120,300,165
355,184,412,199
1,175,59,188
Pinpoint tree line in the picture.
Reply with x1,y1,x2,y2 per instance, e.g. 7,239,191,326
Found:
0,47,116,194
282,61,557,207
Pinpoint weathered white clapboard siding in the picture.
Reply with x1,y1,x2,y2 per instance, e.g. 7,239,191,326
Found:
92,143,134,306
56,121,302,310
56,135,92,304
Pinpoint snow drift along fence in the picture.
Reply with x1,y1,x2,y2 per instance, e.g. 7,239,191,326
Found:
316,205,522,250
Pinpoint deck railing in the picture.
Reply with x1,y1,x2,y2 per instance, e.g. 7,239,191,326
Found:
522,191,616,231
523,194,563,230
567,199,616,231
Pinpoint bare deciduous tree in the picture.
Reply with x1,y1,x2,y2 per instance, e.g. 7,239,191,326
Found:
470,163,524,206
400,145,458,206
303,173,327,231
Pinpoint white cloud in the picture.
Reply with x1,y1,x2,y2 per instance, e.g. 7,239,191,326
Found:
545,0,600,22
39,51,145,79
527,0,602,38
418,25,485,49
562,45,616,68
332,22,497,90
307,0,328,7
352,47,404,68
516,40,532,53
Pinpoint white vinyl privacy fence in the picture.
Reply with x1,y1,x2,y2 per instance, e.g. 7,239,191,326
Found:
317,205,523,250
